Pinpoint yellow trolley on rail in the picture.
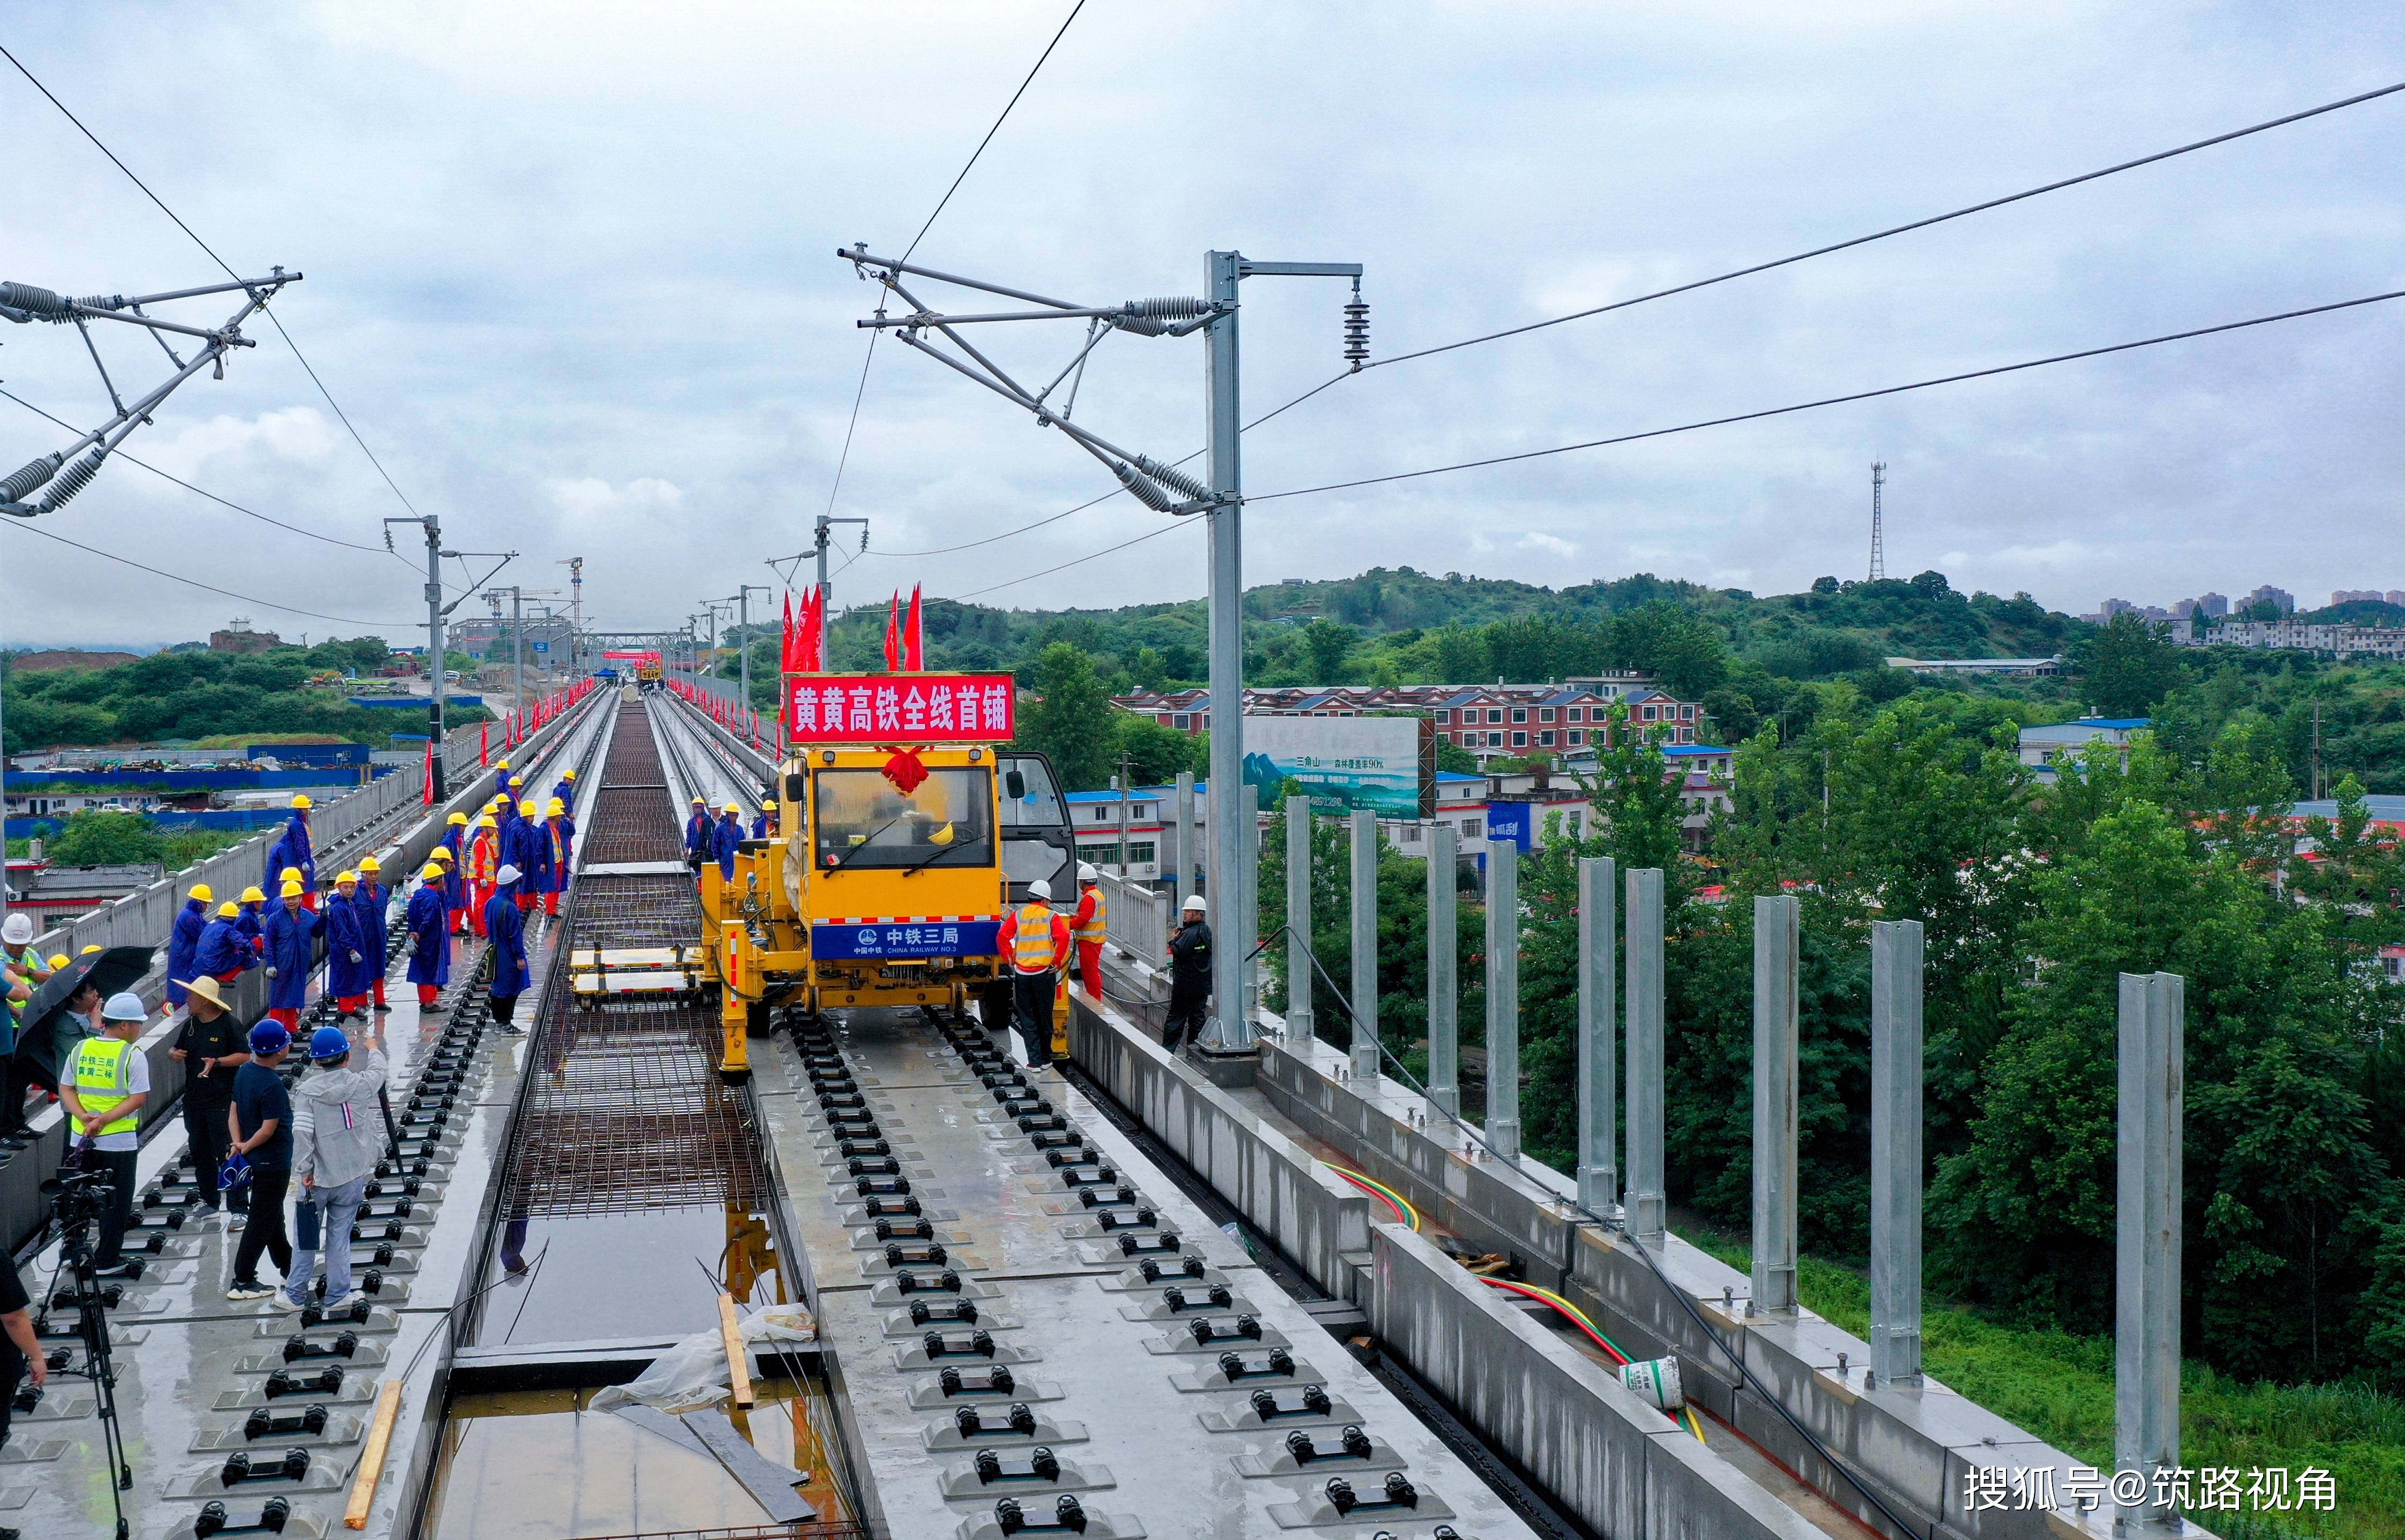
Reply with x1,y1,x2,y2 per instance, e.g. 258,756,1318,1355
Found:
699,670,1076,1081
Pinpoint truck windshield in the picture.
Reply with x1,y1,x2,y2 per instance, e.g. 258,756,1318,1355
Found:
813,767,993,871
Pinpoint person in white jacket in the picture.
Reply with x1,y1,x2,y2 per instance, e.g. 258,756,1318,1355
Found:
280,1022,388,1312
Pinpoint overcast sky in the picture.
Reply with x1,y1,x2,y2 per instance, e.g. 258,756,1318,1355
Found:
3,2,2399,649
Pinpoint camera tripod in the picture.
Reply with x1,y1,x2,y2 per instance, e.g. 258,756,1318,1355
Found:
35,1168,133,1540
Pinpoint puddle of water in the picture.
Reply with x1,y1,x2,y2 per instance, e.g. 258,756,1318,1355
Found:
427,1377,853,1537
475,1205,786,1347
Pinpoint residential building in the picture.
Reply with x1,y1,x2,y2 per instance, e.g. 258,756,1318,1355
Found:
2174,618,2405,658
1113,674,1707,760
2332,590,2389,606
2242,584,2296,615
1064,786,1168,882
2193,592,2230,617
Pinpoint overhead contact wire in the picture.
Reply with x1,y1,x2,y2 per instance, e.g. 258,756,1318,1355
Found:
2,520,412,627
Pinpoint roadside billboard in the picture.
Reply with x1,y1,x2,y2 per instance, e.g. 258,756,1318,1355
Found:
1240,715,1435,818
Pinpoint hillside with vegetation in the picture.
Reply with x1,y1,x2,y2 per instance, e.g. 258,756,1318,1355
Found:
1,635,488,753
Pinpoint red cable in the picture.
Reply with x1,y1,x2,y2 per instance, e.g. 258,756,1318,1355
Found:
1479,1277,1630,1365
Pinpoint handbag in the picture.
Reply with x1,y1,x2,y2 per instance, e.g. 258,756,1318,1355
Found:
218,1150,253,1193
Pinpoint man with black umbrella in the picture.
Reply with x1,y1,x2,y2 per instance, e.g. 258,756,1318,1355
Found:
171,976,251,1224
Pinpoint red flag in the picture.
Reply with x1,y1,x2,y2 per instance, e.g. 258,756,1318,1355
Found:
479,721,489,766
904,584,924,670
780,593,797,673
421,740,435,806
806,588,825,670
883,591,901,670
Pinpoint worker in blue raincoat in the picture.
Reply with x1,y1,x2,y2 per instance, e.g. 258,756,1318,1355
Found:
712,802,743,882
514,803,553,914
483,864,529,1034
751,802,776,841
403,862,451,1009
165,884,213,1009
683,797,711,873
356,856,391,1013
194,901,259,982
261,879,324,1031
541,797,574,915
552,767,578,817
265,795,318,909
235,887,267,954
325,871,374,1021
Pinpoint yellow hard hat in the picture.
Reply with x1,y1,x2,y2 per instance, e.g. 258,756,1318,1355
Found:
546,798,564,814
447,811,468,826
563,768,577,780
474,816,496,829
79,943,102,955
335,871,358,887
359,856,381,873
47,954,69,971
421,863,444,881
240,886,265,904
929,822,955,847
762,801,775,812
291,794,312,810
280,880,304,897
431,846,455,862
508,775,524,788
281,867,304,883
190,882,214,904
217,902,239,918
724,801,741,814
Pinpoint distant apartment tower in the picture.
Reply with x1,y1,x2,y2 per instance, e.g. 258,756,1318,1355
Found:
2333,590,2391,606
2243,584,2295,615
2389,591,2405,608
208,617,282,654
2195,592,2229,618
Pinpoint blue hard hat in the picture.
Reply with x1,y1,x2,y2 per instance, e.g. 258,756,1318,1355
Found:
308,1025,351,1061
248,1022,291,1056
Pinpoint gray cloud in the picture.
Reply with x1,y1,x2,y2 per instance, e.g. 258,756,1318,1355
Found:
3,1,2399,647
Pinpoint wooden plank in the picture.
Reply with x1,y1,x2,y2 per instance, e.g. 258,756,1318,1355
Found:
718,1292,755,1409
345,1378,405,1530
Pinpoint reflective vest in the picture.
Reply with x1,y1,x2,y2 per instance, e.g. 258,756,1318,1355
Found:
1011,903,1061,971
1074,885,1107,941
69,1035,140,1137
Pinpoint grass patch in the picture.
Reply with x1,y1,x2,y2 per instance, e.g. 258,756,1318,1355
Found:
1687,1235,2403,1540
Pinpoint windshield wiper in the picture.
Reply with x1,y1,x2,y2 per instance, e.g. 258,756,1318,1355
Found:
900,838,982,878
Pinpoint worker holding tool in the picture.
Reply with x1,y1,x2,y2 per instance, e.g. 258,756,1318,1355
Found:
358,856,392,1011
265,795,316,910
165,882,211,1010
1071,864,1107,999
996,878,1071,1070
326,871,374,1023
261,879,325,1033
1162,894,1212,1054
404,862,452,1010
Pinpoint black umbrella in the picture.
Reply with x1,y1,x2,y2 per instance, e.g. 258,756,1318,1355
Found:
11,945,155,1091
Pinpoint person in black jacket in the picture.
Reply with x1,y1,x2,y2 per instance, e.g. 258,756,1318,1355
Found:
1163,895,1211,1053
170,975,252,1220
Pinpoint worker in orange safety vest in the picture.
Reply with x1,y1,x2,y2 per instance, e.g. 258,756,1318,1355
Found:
1070,864,1107,1001
994,879,1070,1069
465,815,501,937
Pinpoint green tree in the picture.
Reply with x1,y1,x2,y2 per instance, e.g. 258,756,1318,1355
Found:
1298,621,1356,683
1117,717,1205,787
1128,646,1171,693
1014,643,1119,791
46,811,165,866
2072,613,2186,717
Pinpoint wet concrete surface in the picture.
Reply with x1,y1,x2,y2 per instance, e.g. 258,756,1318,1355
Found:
471,1207,784,1348
758,1005,1546,1540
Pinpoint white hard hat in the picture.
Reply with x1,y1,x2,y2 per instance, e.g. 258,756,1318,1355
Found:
1182,895,1206,913
1077,863,1099,882
102,991,148,1023
496,864,523,885
1028,879,1051,901
0,912,31,945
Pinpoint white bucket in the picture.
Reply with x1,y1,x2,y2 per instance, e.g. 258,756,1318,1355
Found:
1620,1355,1684,1411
